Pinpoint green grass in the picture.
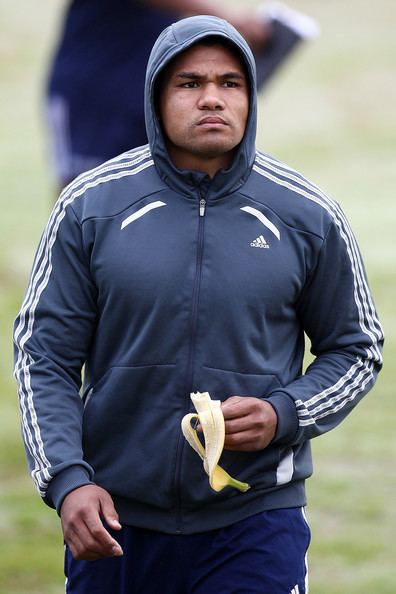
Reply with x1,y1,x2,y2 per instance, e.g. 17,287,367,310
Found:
1,1,395,592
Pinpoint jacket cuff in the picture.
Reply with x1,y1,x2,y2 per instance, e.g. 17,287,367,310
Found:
264,391,299,445
45,465,94,515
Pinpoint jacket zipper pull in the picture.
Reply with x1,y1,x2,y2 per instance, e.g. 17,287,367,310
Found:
199,198,206,217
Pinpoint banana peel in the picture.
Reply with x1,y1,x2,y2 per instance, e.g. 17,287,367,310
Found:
181,391,250,493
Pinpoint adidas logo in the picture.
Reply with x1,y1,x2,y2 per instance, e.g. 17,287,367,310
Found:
250,235,269,249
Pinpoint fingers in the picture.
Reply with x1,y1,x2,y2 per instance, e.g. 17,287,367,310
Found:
224,434,262,451
221,396,278,451
68,518,118,561
61,485,124,561
83,509,123,558
223,408,255,434
100,493,122,532
221,396,252,420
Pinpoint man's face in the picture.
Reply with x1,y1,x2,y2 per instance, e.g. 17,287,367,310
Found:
158,43,249,176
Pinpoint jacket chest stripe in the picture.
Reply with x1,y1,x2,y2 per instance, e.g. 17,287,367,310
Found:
121,200,166,229
240,206,281,240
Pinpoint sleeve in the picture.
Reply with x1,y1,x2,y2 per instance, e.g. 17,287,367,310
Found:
13,196,97,513
265,213,384,445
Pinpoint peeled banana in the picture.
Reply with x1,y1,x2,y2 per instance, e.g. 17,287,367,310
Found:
181,391,250,493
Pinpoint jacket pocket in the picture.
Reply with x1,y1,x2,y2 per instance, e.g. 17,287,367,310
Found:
180,367,285,505
82,364,181,509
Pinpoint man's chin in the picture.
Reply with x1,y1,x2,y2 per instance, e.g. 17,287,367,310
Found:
193,140,238,159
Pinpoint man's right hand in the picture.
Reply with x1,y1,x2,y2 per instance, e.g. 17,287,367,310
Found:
60,484,124,560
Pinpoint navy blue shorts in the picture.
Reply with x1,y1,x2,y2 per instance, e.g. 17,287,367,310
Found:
65,507,310,594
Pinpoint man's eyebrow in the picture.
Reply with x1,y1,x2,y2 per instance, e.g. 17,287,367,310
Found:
220,71,246,80
175,71,246,80
175,72,203,80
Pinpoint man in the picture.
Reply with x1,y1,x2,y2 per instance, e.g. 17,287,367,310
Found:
14,15,383,594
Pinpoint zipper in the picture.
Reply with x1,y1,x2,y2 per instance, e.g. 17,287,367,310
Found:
187,195,206,389
173,191,207,532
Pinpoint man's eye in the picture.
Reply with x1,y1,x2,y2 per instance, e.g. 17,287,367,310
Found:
223,81,239,88
181,81,199,88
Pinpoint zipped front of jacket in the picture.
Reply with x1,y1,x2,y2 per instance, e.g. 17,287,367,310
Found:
173,189,207,532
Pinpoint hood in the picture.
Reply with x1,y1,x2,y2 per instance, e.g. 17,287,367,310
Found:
144,15,257,198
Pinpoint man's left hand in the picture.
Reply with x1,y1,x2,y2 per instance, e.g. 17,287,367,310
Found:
221,396,277,451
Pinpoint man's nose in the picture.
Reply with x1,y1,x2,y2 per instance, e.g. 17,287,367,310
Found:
198,84,225,110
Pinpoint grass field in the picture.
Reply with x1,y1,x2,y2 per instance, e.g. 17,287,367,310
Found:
1,1,395,592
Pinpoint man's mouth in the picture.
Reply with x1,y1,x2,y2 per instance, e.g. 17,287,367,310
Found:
197,116,228,126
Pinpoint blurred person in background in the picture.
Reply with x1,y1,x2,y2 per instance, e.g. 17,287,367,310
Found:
15,15,383,594
46,0,319,189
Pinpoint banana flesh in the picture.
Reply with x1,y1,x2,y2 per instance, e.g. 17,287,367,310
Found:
181,391,250,493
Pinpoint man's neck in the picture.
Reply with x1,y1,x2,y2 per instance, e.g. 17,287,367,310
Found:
167,145,234,178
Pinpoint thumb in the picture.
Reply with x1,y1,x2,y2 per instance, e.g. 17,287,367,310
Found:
100,492,122,531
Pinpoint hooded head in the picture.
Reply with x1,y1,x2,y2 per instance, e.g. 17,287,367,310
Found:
144,15,257,197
